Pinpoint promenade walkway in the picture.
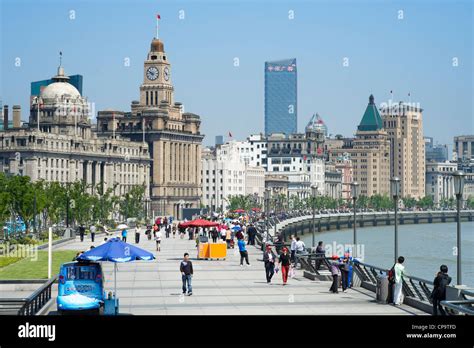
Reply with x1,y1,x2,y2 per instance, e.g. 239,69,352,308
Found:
48,234,425,315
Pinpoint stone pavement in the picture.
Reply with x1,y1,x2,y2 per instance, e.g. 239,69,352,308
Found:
49,233,425,315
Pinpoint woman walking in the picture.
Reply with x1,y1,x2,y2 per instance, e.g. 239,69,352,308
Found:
263,245,277,284
155,228,162,251
278,247,291,285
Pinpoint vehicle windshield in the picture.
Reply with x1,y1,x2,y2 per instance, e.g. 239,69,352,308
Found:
65,264,100,280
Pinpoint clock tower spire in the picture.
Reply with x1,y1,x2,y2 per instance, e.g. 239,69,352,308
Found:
137,19,173,110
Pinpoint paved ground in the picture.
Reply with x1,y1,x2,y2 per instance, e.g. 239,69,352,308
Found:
48,233,425,315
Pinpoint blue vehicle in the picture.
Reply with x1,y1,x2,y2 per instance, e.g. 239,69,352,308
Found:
57,261,105,314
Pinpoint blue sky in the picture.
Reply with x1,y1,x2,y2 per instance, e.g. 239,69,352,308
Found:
1,0,472,148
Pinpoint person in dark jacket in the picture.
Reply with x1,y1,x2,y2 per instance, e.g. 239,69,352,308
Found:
180,253,194,296
315,241,325,270
211,228,219,243
263,245,277,283
431,264,452,315
247,224,257,245
329,256,342,293
78,225,85,242
339,255,350,292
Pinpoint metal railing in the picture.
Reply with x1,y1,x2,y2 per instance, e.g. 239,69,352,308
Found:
0,276,57,315
352,261,435,305
441,289,474,315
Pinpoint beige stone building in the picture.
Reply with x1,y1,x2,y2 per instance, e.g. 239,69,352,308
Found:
349,95,391,197
97,35,204,218
380,102,425,199
0,66,150,197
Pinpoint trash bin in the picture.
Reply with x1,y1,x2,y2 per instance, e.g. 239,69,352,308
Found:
376,274,389,304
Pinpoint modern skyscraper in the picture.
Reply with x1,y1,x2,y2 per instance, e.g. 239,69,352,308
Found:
349,95,391,196
381,101,426,199
264,58,297,135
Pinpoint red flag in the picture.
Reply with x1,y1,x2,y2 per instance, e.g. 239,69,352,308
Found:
303,155,307,161
157,14,161,19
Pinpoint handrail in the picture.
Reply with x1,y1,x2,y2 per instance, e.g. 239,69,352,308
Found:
18,276,57,315
440,300,474,315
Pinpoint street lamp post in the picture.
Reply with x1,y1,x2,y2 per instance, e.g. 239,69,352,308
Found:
453,171,465,285
390,177,401,263
350,182,359,257
311,185,318,248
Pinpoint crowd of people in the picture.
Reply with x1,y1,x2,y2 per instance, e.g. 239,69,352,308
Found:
74,212,454,315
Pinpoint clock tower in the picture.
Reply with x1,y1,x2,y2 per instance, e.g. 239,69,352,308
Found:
139,38,174,108
97,29,205,219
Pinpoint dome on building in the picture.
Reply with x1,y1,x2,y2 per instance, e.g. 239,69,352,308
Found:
150,38,164,52
40,65,80,99
306,113,328,136
41,81,81,99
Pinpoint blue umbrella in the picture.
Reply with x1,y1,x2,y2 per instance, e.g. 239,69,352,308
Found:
77,237,155,298
232,225,242,231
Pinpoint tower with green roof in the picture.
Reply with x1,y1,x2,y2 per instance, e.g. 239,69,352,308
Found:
349,94,391,197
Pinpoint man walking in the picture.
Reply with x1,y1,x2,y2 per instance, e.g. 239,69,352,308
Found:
238,237,250,267
90,224,96,242
135,224,141,244
180,253,193,296
78,225,85,242
263,245,277,284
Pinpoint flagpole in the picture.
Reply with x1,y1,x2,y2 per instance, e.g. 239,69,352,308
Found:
37,101,40,132
156,15,159,39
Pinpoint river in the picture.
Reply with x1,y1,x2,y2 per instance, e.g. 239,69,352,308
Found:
299,222,474,287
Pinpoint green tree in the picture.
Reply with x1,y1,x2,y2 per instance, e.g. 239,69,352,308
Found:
403,196,417,209
7,175,46,234
119,185,146,220
69,180,93,226
417,196,434,209
466,196,474,209
0,173,12,238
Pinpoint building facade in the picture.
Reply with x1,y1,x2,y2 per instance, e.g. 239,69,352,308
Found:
97,35,203,218
425,161,457,206
380,101,426,199
201,142,265,212
349,95,391,197
264,58,297,135
425,137,448,163
0,67,150,198
334,154,353,202
454,135,474,162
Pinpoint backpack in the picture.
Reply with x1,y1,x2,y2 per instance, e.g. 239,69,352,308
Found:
387,264,396,284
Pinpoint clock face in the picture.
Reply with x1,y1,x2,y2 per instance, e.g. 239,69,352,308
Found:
146,66,159,81
163,67,170,81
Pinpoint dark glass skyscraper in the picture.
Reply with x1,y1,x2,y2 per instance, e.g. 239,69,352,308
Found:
264,58,297,135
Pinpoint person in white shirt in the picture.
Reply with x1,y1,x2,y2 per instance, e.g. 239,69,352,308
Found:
290,235,297,264
295,237,306,254
90,224,97,242
135,225,141,244
155,229,162,251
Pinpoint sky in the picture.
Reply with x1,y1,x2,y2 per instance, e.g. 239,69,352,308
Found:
1,0,472,149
